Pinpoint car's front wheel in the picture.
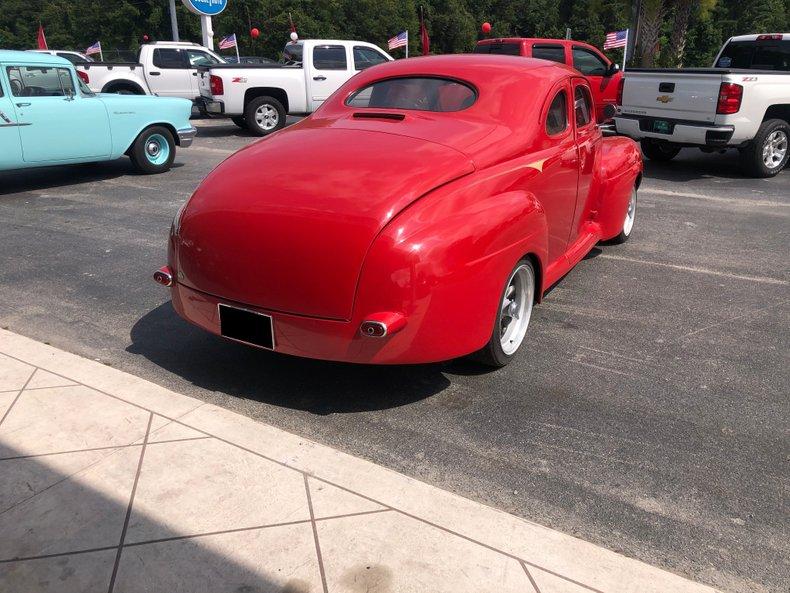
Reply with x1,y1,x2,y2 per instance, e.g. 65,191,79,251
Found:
605,186,637,245
641,139,681,162
129,126,176,174
244,96,286,137
475,259,535,367
740,119,789,178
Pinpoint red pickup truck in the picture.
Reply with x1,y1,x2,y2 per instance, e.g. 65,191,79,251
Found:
474,38,623,122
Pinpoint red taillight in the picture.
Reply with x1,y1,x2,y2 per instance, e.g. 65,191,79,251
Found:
616,77,625,105
756,34,783,41
716,82,743,114
77,70,89,84
209,74,224,96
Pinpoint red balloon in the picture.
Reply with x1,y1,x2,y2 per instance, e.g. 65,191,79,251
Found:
481,22,492,34
250,28,260,39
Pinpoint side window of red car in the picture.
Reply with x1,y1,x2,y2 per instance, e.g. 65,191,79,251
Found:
545,90,568,136
574,85,594,127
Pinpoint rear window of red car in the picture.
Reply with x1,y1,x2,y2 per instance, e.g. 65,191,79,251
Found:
346,77,477,112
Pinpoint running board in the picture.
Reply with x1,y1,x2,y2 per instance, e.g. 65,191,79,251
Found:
543,223,602,292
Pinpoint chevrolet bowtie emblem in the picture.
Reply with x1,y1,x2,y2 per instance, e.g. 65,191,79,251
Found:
656,95,673,104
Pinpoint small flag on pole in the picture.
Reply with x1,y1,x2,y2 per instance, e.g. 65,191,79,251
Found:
37,24,48,50
388,31,408,51
218,34,237,50
85,41,102,56
603,30,628,50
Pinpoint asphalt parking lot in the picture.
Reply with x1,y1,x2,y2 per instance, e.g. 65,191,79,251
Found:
1,119,787,593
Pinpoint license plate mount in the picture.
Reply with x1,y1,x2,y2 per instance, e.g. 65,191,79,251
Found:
218,304,274,350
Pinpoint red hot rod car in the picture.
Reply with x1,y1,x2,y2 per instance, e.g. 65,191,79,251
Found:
156,55,642,366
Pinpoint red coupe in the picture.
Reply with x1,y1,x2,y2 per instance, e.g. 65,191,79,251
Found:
156,55,642,366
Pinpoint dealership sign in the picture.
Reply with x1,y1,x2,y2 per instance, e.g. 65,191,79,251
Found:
181,0,227,16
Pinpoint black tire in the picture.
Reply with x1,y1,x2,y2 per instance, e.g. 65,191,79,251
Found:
604,186,637,245
641,139,681,162
128,126,176,174
103,83,145,95
474,258,536,368
244,96,286,137
231,116,249,129
739,118,790,178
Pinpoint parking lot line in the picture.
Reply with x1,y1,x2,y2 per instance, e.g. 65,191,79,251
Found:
641,188,790,209
598,254,788,285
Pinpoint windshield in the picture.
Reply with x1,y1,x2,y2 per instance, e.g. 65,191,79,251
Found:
715,40,790,71
347,77,477,112
281,43,303,65
473,43,521,56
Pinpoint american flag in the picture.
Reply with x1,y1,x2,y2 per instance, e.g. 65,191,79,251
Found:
603,30,628,50
388,31,408,50
219,34,237,50
85,41,101,56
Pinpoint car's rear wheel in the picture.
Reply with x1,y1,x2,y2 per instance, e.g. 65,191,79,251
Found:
129,126,176,174
604,186,637,245
231,116,248,129
474,259,535,367
740,119,789,178
641,139,681,162
244,96,286,136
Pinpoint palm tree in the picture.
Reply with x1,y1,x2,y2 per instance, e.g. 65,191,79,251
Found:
637,0,666,66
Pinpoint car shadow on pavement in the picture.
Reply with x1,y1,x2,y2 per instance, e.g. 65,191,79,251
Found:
127,302,452,414
0,160,184,195
641,148,753,182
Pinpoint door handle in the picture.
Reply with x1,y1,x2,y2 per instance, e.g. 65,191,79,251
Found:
192,72,198,76
16,102,31,107
313,76,327,81
150,72,161,76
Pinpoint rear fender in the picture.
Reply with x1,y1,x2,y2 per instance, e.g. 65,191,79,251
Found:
354,181,548,360
593,136,643,240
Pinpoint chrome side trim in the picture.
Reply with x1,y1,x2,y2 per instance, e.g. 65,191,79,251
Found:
0,123,31,127
177,126,198,147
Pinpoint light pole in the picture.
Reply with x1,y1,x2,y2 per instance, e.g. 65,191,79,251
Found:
168,0,180,41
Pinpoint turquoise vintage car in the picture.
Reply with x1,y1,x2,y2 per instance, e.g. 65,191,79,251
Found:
0,50,195,174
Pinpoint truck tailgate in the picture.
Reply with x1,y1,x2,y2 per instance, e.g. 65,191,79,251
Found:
621,71,724,123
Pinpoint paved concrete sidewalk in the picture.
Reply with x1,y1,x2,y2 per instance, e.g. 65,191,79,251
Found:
0,329,721,593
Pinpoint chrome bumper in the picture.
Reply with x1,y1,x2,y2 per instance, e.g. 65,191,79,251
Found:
177,126,198,148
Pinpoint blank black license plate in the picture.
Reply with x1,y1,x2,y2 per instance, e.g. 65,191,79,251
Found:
218,304,274,349
653,119,672,134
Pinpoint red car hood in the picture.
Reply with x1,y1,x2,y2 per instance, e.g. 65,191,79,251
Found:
174,127,475,320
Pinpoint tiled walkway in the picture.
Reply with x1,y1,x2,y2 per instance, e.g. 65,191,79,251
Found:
0,329,720,592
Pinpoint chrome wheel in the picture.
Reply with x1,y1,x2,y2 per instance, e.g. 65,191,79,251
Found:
144,133,170,166
255,104,279,131
623,188,637,237
762,130,787,170
499,264,534,356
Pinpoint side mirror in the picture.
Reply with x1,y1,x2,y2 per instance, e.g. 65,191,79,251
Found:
64,87,75,101
606,63,621,77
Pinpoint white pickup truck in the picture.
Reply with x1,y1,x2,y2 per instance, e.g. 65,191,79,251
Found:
195,39,393,135
615,34,790,177
74,41,225,98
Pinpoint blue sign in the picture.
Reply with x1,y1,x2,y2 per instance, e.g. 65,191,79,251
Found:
181,0,227,16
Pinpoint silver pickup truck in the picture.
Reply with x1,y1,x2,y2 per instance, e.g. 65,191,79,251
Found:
615,34,790,177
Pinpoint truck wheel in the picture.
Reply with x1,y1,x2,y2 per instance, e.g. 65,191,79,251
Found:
103,83,145,95
244,96,286,137
641,139,681,162
231,116,248,130
739,119,789,178
129,126,176,174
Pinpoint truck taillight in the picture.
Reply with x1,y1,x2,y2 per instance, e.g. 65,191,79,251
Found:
716,83,743,115
210,74,224,96
77,70,89,85
616,77,624,105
